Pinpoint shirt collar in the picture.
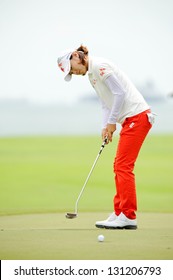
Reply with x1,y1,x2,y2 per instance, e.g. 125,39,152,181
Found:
88,56,93,74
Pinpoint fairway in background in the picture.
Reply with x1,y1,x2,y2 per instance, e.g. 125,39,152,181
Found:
0,135,173,216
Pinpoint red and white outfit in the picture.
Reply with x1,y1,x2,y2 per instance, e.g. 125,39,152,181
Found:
88,56,153,219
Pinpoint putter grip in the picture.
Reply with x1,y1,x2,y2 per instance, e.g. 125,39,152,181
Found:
99,138,107,154
101,137,108,147
104,136,108,144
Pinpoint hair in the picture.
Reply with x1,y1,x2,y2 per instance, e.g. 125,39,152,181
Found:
76,45,89,55
70,45,89,65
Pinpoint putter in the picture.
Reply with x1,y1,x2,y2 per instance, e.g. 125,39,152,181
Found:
66,137,108,219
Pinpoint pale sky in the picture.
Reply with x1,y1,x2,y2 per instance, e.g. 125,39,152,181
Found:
0,0,173,104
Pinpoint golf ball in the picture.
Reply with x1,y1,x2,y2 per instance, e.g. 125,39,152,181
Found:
98,234,104,242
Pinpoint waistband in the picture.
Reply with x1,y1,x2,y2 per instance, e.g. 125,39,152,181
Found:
125,109,151,121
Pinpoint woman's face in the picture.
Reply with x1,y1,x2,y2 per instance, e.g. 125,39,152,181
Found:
69,53,88,76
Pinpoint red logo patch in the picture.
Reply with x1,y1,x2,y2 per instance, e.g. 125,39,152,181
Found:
99,68,106,76
58,63,64,72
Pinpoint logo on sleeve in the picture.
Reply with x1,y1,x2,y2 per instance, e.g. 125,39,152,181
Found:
99,68,106,76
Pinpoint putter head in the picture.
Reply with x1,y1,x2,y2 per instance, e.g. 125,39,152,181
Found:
65,212,77,219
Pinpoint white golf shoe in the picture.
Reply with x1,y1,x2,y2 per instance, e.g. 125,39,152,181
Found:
103,212,137,230
95,212,117,228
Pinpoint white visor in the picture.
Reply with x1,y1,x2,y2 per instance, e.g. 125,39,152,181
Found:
57,49,74,81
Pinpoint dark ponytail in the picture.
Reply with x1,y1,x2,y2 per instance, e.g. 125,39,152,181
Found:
76,45,89,55
76,45,89,65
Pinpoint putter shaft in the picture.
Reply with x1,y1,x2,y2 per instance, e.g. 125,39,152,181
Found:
66,138,107,219
74,137,107,214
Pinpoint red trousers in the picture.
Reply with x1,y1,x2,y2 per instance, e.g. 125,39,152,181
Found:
113,109,152,219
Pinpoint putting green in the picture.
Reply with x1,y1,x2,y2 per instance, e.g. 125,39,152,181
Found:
0,212,173,260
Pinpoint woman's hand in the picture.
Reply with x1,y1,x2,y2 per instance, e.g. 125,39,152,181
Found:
102,124,116,143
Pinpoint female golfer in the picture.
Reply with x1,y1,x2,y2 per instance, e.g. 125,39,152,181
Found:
57,45,154,229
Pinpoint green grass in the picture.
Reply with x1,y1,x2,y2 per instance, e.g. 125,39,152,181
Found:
0,135,173,260
0,212,173,260
0,135,173,215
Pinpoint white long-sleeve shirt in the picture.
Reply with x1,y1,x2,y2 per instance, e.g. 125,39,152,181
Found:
88,56,149,127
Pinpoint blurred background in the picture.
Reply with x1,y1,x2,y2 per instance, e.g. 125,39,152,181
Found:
0,0,173,136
